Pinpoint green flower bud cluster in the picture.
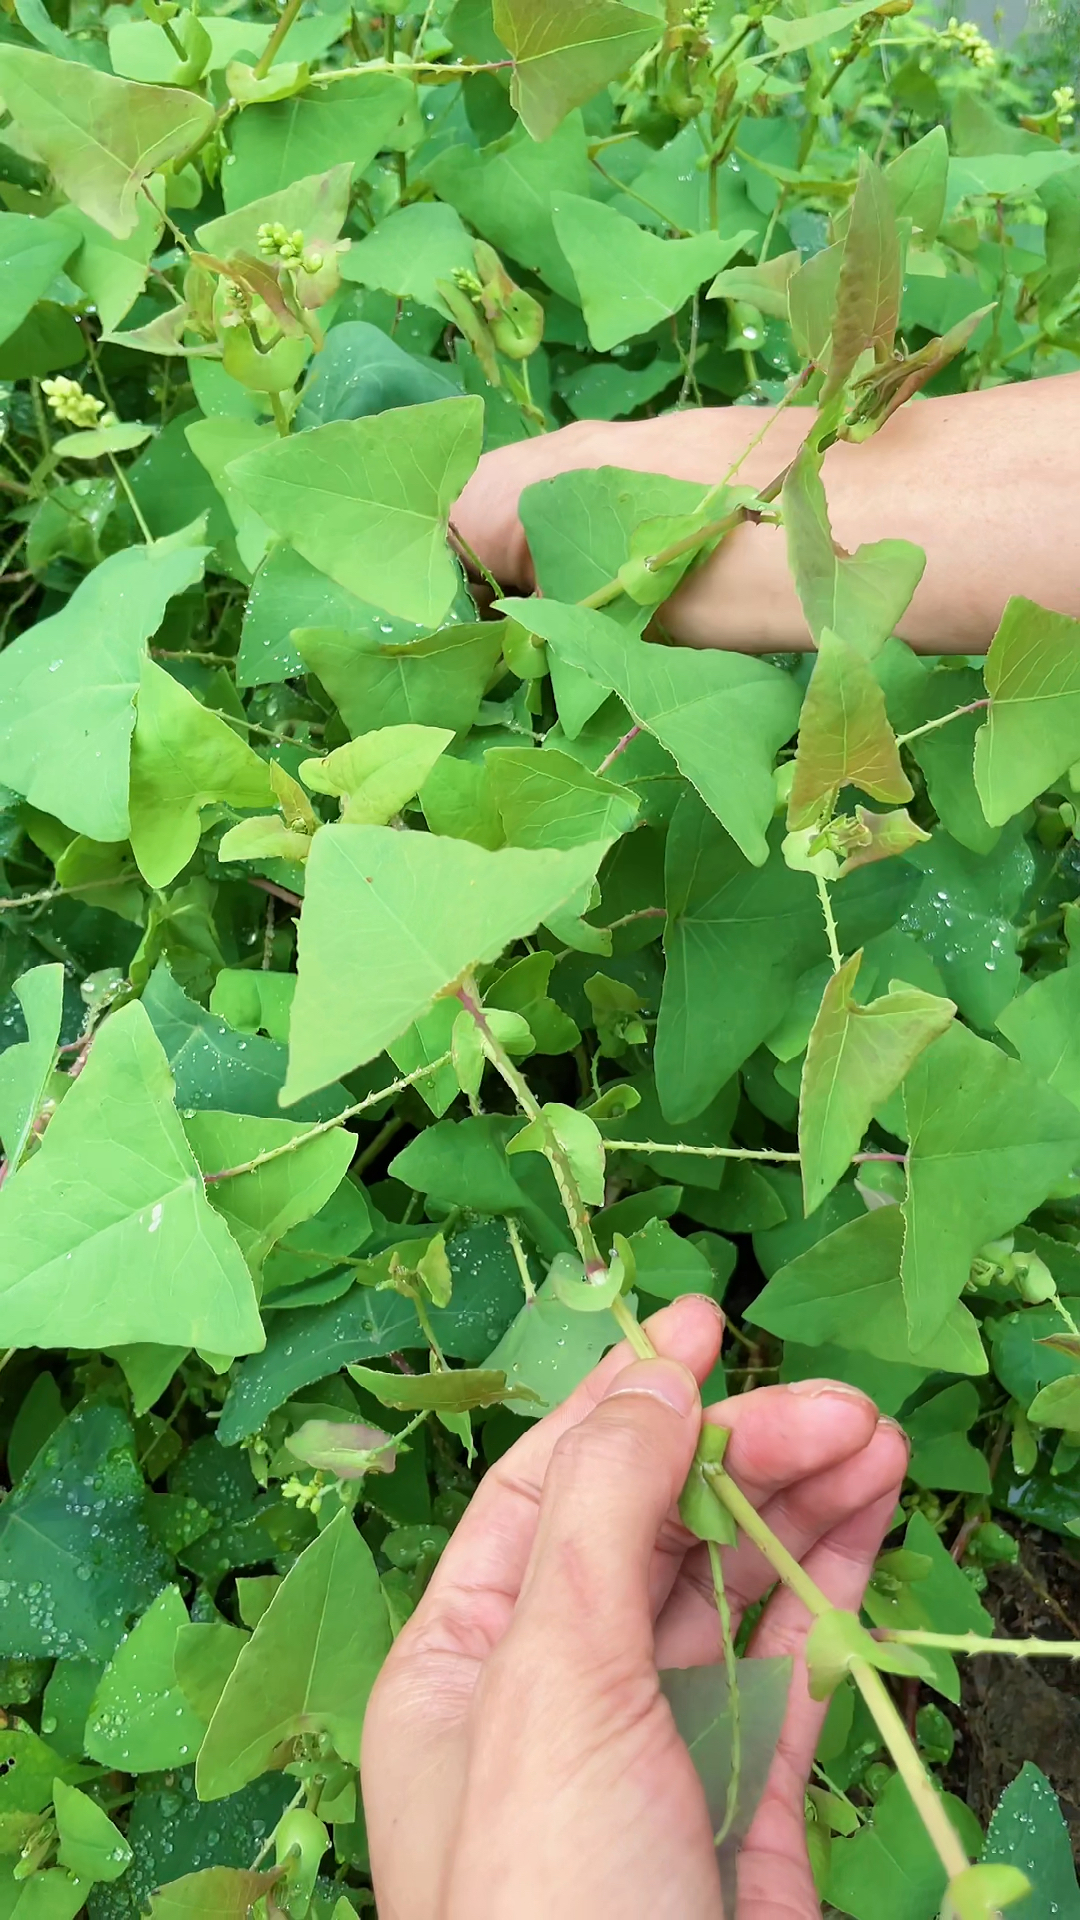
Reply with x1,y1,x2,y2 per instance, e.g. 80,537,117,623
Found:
41,377,115,430
256,221,325,274
938,16,996,68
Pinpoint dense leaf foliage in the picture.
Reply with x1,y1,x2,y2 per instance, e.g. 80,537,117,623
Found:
0,0,1078,1912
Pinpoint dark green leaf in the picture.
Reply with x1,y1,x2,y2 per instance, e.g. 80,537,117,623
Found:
0,1402,169,1661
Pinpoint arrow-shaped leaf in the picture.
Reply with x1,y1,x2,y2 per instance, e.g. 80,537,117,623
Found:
788,628,913,829
799,950,954,1212
974,595,1080,826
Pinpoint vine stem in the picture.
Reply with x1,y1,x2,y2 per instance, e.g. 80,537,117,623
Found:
577,390,807,614
203,1053,453,1182
816,873,843,973
107,454,153,543
268,391,291,437
505,1216,536,1301
596,726,641,777
448,519,501,598
895,700,990,748
253,0,304,79
882,1628,1080,1660
601,1138,802,1162
703,1463,970,1886
456,976,608,1279
708,1538,741,1846
0,874,132,913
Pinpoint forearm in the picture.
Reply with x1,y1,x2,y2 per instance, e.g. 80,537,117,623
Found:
456,374,1080,653
663,374,1080,652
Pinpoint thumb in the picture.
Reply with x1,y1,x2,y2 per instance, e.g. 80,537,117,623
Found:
512,1358,702,1661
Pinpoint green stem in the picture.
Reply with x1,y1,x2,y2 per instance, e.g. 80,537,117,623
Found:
252,1785,305,1870
709,1538,741,1847
449,519,501,598
705,1463,828,1618
895,700,989,748
0,875,133,913
108,454,153,544
309,57,512,83
414,1292,448,1369
160,15,186,55
704,1463,970,1885
577,447,796,614
601,1138,801,1162
850,1661,969,1882
610,1293,654,1360
202,1053,454,1181
254,0,305,79
456,976,608,1279
883,1629,1080,1660
505,1215,536,1301
816,873,843,973
353,1114,405,1174
268,391,291,437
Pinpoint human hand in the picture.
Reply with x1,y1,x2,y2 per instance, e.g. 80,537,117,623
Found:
452,412,748,596
361,1294,908,1920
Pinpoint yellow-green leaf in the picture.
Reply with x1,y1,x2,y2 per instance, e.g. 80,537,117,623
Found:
0,47,214,237
789,629,912,829
800,951,955,1213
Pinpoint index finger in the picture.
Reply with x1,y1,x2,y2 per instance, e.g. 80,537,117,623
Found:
413,1293,725,1655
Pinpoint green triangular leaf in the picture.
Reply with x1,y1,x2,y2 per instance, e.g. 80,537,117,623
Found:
822,152,902,405
981,1763,1080,1919
53,1777,132,1883
0,211,79,347
781,441,924,656
799,951,954,1211
299,724,454,827
195,1509,391,1799
283,824,610,1103
789,629,913,829
148,1868,279,1917
295,621,503,738
974,595,1080,825
184,1110,356,1279
0,962,64,1172
503,598,801,867
998,965,1080,1113
0,47,214,236
495,0,661,140
0,1001,264,1354
551,193,749,350
902,1020,1080,1349
748,1205,986,1374
0,539,206,841
128,658,276,888
227,397,483,627
487,744,640,849
656,796,824,1122
85,1586,206,1772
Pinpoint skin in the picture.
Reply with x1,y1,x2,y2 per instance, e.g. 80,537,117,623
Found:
452,373,1080,653
363,1295,909,1920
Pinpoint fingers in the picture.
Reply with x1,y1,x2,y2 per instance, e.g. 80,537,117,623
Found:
654,1407,906,1669
508,1357,703,1664
736,1474,905,1918
408,1293,724,1664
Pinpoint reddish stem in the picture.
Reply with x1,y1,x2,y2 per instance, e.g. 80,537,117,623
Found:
596,726,641,777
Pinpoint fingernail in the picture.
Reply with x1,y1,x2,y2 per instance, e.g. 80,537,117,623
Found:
877,1414,911,1447
604,1359,699,1418
786,1377,874,1405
